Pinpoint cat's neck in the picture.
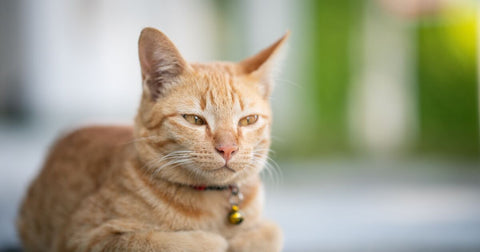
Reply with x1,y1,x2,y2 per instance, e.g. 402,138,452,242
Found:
128,156,260,196
131,153,259,190
123,159,261,219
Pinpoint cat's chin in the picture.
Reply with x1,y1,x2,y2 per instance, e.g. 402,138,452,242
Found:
195,167,243,185
181,166,254,186
197,164,261,186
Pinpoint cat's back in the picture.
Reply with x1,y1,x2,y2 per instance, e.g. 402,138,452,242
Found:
17,125,134,251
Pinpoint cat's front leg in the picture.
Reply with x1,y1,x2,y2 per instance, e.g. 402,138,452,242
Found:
110,230,229,252
66,221,228,252
227,220,283,252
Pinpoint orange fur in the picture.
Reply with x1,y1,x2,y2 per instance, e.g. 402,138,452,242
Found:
17,27,288,252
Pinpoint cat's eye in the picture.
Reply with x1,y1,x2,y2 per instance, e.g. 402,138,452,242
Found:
239,115,259,126
183,114,206,126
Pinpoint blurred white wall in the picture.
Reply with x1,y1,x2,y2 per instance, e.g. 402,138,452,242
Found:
349,1,417,157
20,0,219,123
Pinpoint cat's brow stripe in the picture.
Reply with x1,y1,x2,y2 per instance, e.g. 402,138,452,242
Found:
200,84,210,111
227,78,235,104
229,81,244,111
225,78,235,104
228,88,234,104
238,95,245,111
208,88,217,107
200,94,207,111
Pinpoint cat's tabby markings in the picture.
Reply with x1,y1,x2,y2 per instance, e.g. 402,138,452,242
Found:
17,27,288,252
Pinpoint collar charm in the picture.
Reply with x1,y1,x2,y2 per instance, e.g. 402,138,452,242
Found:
228,185,244,225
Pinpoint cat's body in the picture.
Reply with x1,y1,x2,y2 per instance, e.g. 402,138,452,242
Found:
17,28,287,252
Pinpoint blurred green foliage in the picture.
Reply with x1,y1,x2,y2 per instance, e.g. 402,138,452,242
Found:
290,0,363,158
416,7,479,158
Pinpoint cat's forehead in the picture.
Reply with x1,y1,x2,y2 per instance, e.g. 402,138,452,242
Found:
190,62,242,76
179,62,267,116
190,62,256,100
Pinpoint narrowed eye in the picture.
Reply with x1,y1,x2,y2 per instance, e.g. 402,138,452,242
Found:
182,114,206,125
239,115,259,126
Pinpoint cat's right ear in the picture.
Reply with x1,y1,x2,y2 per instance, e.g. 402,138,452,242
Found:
238,31,290,99
138,28,189,100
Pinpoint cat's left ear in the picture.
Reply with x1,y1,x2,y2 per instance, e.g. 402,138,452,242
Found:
138,27,190,100
238,31,290,98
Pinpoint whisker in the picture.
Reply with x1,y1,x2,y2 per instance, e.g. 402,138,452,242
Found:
153,159,193,176
270,135,285,144
142,150,194,176
273,77,304,90
253,148,276,155
252,151,283,186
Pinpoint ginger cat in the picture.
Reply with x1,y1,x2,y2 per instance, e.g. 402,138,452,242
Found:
17,27,288,252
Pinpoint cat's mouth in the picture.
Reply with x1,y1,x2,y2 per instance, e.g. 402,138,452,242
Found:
214,165,236,173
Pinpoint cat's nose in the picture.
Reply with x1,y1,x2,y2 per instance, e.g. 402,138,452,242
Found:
215,144,238,162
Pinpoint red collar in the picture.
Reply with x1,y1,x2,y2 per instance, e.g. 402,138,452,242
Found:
190,185,233,191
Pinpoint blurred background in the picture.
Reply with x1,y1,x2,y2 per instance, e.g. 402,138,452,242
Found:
1,0,479,251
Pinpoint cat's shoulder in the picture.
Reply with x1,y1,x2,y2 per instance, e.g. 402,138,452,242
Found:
49,125,134,153
58,125,133,142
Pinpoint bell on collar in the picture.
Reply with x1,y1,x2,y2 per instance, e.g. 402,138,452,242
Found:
228,205,244,225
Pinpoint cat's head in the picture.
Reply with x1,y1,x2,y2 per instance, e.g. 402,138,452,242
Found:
134,27,288,186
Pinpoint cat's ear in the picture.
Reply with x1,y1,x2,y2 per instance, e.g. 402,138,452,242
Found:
238,31,290,98
138,27,189,100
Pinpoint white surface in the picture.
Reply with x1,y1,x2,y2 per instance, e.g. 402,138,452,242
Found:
264,164,480,251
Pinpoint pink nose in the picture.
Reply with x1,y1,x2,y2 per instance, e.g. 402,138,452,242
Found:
215,144,238,162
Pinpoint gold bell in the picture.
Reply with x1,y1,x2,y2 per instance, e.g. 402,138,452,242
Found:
228,205,244,225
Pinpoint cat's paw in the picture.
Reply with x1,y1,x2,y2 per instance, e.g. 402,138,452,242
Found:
228,220,283,252
182,230,228,252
